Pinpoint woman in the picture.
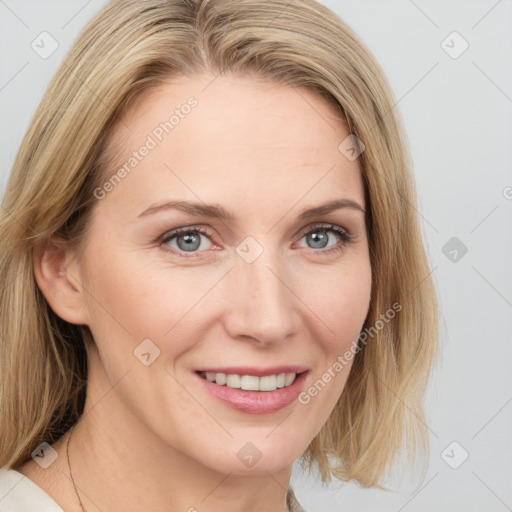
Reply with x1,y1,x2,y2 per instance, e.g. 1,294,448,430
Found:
0,0,438,511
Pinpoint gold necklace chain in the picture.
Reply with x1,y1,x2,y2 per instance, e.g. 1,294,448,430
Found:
66,426,87,512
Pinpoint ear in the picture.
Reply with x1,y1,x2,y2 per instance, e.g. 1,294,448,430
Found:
33,237,89,325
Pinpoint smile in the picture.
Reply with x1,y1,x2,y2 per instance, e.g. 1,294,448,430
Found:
195,369,309,414
198,371,299,392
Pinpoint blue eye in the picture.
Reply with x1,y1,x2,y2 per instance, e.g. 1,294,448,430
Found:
160,223,354,258
161,227,213,257
297,223,354,254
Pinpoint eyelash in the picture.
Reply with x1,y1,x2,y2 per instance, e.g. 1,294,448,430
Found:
160,223,354,259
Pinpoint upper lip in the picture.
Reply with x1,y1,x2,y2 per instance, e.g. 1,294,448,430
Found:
195,365,309,377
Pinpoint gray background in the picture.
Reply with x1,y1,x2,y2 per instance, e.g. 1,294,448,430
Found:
1,1,511,511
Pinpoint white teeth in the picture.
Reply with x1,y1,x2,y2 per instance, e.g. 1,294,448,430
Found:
201,371,298,391
241,375,260,391
226,374,241,388
284,373,296,386
215,373,227,385
258,375,277,391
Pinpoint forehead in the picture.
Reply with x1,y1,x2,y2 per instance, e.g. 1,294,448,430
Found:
98,73,365,217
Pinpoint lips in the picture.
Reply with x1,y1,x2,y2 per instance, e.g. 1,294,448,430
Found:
194,367,309,414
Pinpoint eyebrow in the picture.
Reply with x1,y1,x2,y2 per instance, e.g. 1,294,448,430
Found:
137,198,366,221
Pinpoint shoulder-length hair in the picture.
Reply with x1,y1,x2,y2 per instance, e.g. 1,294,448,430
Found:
0,0,438,489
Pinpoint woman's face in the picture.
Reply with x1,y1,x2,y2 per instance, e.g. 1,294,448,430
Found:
71,72,371,475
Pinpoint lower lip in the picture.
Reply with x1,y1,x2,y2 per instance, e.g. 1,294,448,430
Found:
195,371,308,414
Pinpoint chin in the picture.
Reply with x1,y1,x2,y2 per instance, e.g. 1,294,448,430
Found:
201,438,304,476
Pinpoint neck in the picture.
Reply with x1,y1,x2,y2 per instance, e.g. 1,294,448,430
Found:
66,350,292,512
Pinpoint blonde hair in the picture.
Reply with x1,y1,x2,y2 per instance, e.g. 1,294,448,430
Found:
0,0,438,489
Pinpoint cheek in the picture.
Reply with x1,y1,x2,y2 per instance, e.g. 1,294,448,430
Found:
302,258,372,352
80,241,228,373
81,253,187,341
294,260,371,424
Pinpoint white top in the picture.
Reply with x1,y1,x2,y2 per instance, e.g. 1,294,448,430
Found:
0,466,306,511
0,467,63,511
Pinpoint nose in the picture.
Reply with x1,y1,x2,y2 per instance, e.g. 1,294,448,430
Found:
222,243,299,346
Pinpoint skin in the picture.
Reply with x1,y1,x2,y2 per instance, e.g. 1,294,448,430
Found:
17,72,372,512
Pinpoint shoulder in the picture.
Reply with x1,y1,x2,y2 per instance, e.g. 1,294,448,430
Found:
0,466,64,511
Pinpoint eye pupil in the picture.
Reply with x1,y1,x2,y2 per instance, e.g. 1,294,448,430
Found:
308,230,328,249
177,233,201,251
